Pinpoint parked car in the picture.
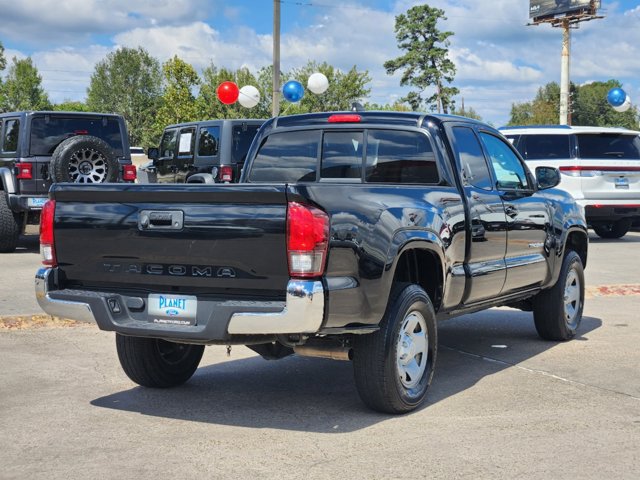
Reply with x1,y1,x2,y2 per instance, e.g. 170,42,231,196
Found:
139,119,264,183
35,111,587,413
0,111,136,252
501,125,640,238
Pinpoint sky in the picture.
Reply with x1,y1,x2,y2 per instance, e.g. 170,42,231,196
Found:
0,0,639,126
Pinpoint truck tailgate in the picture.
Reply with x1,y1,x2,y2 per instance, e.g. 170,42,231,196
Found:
50,184,289,298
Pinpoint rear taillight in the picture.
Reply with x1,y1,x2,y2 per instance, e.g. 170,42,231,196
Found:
287,202,329,278
16,162,33,180
122,164,137,181
40,200,57,267
559,166,640,177
219,165,233,183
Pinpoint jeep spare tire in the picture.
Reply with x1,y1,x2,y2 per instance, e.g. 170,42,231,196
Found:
50,135,118,183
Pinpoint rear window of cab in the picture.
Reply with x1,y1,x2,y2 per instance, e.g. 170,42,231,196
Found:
248,128,440,185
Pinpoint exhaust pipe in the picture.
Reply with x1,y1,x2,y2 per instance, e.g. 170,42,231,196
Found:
294,345,352,361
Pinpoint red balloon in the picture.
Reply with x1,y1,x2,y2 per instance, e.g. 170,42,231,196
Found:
217,81,239,104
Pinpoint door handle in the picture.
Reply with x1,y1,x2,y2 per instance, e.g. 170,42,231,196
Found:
504,205,519,218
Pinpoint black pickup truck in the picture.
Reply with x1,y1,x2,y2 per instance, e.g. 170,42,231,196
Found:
35,111,588,413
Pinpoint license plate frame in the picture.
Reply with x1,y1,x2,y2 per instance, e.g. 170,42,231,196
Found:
148,293,197,326
27,197,47,208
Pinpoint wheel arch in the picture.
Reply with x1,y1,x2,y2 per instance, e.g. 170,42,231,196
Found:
0,167,16,193
564,227,588,269
383,230,446,314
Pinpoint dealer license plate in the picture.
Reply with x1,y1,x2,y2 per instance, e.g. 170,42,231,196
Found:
615,177,629,189
27,197,47,208
148,294,197,326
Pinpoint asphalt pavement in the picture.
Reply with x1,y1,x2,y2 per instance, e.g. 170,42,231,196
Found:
1,232,639,479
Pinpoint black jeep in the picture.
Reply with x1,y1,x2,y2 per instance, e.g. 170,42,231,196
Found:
0,111,135,252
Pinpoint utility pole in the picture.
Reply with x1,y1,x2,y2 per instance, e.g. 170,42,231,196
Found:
559,19,571,125
272,0,281,117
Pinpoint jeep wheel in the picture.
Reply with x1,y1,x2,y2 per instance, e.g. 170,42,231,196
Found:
352,284,437,414
115,334,205,388
593,219,631,239
532,250,584,341
50,135,118,183
0,191,21,253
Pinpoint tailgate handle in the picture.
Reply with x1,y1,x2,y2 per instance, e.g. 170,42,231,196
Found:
139,210,184,230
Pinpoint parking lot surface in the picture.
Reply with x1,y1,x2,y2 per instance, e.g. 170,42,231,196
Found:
1,233,639,479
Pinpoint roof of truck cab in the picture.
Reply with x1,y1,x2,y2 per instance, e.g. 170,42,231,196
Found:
270,111,489,130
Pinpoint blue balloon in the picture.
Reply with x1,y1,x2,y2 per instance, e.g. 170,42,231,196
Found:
282,80,304,103
607,88,627,107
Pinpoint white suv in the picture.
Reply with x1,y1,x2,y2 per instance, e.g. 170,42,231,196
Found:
500,125,640,239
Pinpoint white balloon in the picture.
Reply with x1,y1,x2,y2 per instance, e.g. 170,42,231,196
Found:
307,72,329,94
613,96,632,113
238,85,260,108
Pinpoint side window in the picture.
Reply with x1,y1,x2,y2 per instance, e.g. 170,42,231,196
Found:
177,128,195,156
249,130,319,183
365,130,439,184
198,126,220,156
3,119,20,153
321,131,363,179
231,124,261,165
521,134,571,160
159,129,178,158
452,126,492,190
480,132,530,190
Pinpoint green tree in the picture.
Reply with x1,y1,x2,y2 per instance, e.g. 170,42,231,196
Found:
87,47,162,146
284,61,371,114
155,56,200,133
384,4,459,113
364,101,413,112
572,80,639,129
53,100,91,112
196,65,269,120
451,103,483,121
0,40,6,72
1,56,51,111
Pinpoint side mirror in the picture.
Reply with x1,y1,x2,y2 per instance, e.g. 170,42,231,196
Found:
147,147,159,160
536,166,561,190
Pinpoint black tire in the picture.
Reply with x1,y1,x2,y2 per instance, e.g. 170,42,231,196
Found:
0,191,21,253
50,135,118,183
593,219,631,239
352,284,437,414
532,250,584,341
115,334,205,388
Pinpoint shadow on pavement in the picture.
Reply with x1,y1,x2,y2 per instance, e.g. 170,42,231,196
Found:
91,309,601,432
14,235,39,253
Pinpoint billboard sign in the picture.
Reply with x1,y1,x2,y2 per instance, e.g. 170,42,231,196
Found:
529,0,599,20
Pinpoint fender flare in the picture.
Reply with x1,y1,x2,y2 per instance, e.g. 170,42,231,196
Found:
0,167,16,193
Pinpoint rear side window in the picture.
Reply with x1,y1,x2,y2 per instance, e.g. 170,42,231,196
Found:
249,130,319,182
322,131,363,179
2,119,20,153
365,130,439,184
519,134,571,160
198,126,220,156
577,134,640,160
29,116,123,155
231,124,261,165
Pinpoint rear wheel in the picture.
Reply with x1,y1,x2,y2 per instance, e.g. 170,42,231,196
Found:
0,191,20,253
115,334,204,388
352,284,437,414
532,250,584,341
593,219,631,239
